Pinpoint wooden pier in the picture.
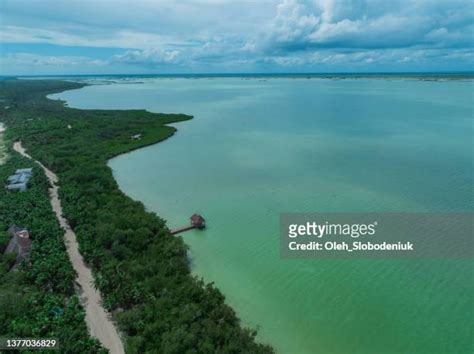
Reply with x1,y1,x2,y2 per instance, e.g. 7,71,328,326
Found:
170,214,206,235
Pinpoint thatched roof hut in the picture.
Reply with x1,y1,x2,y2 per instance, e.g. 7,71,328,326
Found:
5,226,32,269
190,214,206,229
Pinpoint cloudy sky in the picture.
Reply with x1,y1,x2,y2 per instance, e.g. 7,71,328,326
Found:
1,0,473,75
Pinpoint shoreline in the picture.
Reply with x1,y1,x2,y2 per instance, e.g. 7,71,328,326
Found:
0,79,273,353
12,72,474,81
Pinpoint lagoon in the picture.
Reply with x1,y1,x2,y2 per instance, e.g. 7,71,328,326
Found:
51,77,473,354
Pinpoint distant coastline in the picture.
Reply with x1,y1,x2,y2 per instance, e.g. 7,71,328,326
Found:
3,72,474,82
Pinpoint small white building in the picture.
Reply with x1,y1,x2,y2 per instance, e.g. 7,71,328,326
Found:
6,168,33,191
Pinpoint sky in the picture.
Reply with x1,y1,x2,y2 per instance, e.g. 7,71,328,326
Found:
0,0,473,75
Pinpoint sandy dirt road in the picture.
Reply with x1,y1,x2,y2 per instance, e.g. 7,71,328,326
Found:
13,141,125,354
0,123,6,164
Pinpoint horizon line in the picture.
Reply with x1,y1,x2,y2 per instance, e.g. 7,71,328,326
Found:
2,70,474,78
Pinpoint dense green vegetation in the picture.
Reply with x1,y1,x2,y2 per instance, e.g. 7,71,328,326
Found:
0,80,273,353
0,152,104,353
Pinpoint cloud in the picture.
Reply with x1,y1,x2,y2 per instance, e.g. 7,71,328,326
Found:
264,0,474,51
111,49,181,66
0,26,175,49
0,53,109,75
0,0,473,74
2,53,106,67
425,26,474,47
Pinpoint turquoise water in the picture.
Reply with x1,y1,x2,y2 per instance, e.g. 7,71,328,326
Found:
52,78,473,354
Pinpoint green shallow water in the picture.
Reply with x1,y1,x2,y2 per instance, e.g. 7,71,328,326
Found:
52,78,473,354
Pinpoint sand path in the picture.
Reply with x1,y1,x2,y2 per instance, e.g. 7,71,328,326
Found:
13,141,125,354
0,123,6,164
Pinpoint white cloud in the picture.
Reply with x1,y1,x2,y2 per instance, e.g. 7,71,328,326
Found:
112,49,181,65
0,0,473,73
425,26,474,47
263,0,473,51
2,53,106,67
270,0,320,43
0,26,176,49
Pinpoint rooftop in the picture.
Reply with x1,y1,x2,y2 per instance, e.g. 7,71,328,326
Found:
6,168,33,191
5,225,32,269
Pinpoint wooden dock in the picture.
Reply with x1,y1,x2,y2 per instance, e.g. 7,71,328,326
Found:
170,214,206,235
170,225,196,235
